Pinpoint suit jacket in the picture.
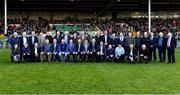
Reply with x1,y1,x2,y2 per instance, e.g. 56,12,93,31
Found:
167,37,177,49
31,47,41,56
89,43,98,53
22,47,30,54
100,35,110,44
58,43,68,52
82,43,89,52
116,37,126,47
157,36,167,48
54,35,62,44
139,48,149,57
41,43,51,53
19,36,29,48
141,37,150,48
134,37,141,49
95,35,101,44
149,36,158,48
29,36,38,46
12,48,21,56
110,38,118,47
106,48,114,56
67,43,76,53
75,43,84,53
125,37,134,47
50,44,59,53
126,48,138,57
97,45,106,54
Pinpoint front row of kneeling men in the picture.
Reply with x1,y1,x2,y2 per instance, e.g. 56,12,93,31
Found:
12,38,152,63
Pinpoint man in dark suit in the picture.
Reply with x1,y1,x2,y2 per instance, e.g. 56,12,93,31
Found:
81,40,90,62
134,31,141,56
31,43,41,62
67,39,76,62
110,33,118,48
29,31,38,61
96,41,106,62
50,39,59,62
75,39,84,62
58,39,68,62
157,32,167,62
139,44,149,63
100,30,110,46
126,43,138,63
149,32,157,61
11,44,21,63
54,31,62,44
95,32,101,45
117,32,126,48
19,32,29,61
40,39,52,62
22,43,30,62
89,38,98,62
167,32,177,63
141,32,150,49
106,44,114,62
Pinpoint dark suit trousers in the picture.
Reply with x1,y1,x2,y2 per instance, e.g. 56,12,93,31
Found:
149,47,157,61
158,47,166,62
167,47,175,63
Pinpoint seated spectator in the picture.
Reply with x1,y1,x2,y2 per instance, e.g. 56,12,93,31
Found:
58,39,68,62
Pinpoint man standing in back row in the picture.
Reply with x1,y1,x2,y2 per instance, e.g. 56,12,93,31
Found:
167,32,177,64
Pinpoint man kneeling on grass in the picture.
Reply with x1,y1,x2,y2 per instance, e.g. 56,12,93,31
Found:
139,44,149,63
115,44,125,63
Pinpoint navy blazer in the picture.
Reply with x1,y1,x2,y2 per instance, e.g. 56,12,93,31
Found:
75,44,84,52
106,48,114,56
22,47,30,54
126,48,138,57
29,36,38,46
149,36,158,48
134,37,141,49
167,37,177,49
116,37,126,47
19,36,29,48
110,38,118,47
58,43,68,52
50,44,59,53
54,35,62,44
157,36,167,48
89,43,98,52
67,44,76,53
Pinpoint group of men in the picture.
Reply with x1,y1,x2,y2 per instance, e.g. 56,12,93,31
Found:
9,30,177,64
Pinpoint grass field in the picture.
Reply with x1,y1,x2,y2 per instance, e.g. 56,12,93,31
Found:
0,48,180,94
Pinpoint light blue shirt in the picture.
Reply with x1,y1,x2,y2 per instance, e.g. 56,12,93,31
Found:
115,47,125,57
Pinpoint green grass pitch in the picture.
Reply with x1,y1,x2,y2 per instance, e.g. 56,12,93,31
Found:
0,48,180,94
